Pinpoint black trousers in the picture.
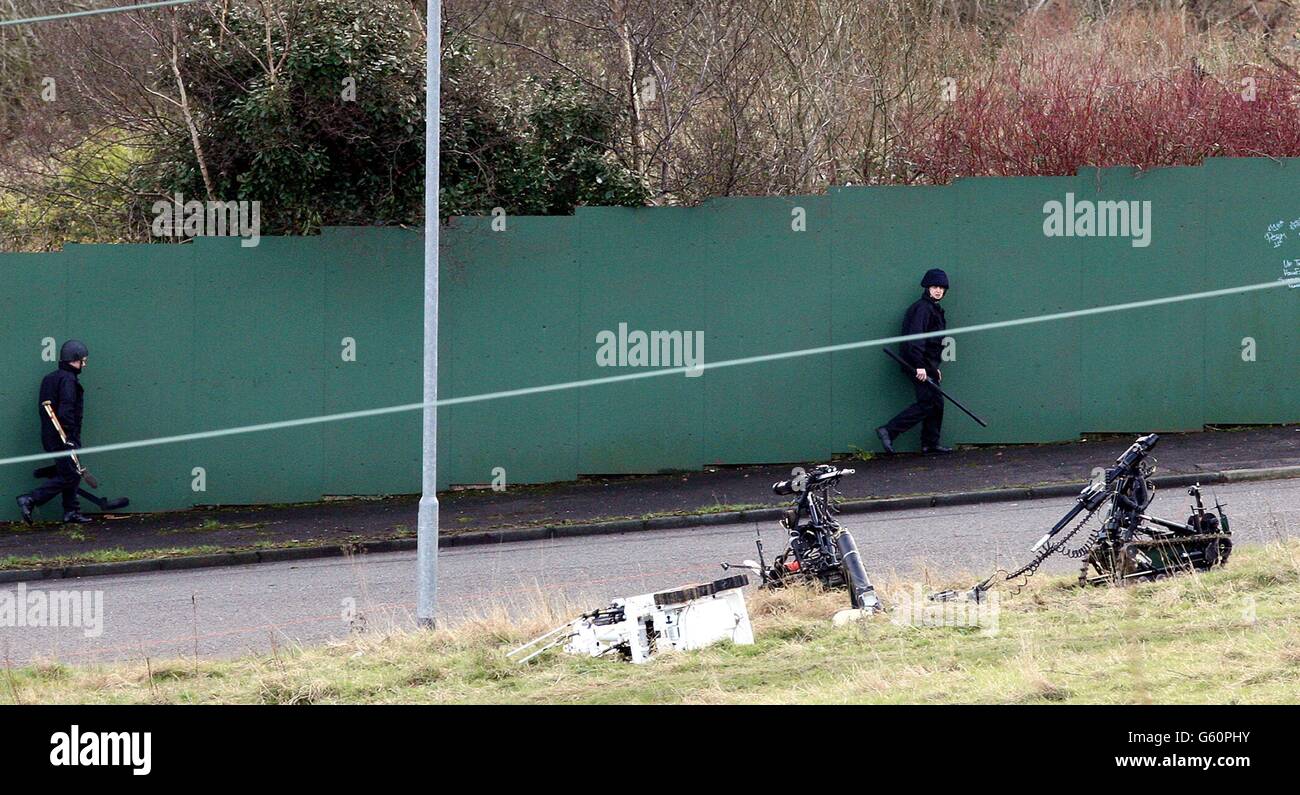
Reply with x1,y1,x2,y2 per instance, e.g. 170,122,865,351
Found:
883,370,944,448
26,455,81,514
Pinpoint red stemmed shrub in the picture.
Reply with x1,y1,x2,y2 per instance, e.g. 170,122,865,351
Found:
895,11,1300,183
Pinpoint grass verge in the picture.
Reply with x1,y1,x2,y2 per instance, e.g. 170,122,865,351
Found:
0,546,226,570
6,540,1300,704
0,537,390,571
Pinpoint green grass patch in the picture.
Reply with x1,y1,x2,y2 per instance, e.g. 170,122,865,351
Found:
639,503,768,520
160,519,270,535
0,546,227,570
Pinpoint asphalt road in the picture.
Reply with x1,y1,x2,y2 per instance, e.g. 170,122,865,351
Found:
3,478,1297,666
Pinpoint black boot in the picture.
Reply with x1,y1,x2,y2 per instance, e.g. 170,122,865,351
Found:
62,511,93,524
875,427,895,455
16,495,34,525
922,445,954,454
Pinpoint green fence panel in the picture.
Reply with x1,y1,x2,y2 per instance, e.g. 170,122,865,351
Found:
1199,157,1300,425
63,243,198,512
699,196,833,465
1074,165,1209,433
575,206,706,474
945,175,1086,444
440,216,581,487
185,235,326,505
320,227,423,495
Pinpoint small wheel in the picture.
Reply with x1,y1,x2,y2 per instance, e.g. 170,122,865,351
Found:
1202,538,1232,568
1119,544,1158,584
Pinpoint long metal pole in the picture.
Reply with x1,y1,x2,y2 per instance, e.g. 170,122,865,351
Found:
417,0,441,628
882,348,988,427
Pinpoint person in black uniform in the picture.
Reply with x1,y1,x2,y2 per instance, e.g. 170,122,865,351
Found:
876,270,953,455
15,339,93,525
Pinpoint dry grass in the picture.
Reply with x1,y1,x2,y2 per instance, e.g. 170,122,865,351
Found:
6,540,1300,704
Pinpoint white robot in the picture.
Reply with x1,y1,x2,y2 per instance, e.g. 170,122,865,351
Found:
508,575,754,664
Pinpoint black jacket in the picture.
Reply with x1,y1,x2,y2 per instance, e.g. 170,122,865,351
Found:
897,292,946,372
39,362,84,450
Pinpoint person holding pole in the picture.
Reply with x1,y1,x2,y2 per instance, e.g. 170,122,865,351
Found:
877,270,953,455
15,340,93,525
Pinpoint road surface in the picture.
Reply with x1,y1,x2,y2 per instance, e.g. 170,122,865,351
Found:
3,478,1296,666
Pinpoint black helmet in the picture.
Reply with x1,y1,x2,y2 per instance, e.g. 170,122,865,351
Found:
921,268,949,289
59,339,89,362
